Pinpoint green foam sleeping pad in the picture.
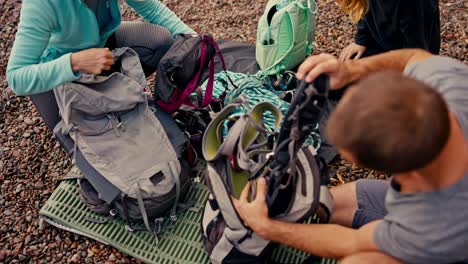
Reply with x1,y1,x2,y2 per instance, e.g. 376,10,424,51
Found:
39,164,336,264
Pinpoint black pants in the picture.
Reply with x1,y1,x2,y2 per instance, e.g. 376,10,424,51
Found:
105,21,175,76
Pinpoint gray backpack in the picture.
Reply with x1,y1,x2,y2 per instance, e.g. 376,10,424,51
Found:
53,48,192,236
200,77,333,263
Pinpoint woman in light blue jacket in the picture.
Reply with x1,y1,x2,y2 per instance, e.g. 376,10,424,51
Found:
6,0,194,97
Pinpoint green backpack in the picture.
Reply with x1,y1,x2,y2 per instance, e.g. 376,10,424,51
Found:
256,0,318,76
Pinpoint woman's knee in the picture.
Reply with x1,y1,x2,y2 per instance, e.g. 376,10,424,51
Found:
114,21,174,66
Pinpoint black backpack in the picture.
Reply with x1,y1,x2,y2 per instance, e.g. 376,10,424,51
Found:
200,77,334,263
155,34,236,112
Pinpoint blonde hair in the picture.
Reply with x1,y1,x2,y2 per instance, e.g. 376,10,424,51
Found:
339,0,369,23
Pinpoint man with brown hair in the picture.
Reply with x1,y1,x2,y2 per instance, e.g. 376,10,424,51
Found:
234,49,468,263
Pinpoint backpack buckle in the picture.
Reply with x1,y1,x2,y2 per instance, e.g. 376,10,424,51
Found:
109,209,118,217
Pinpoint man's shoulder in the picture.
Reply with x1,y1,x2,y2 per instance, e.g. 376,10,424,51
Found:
375,174,468,263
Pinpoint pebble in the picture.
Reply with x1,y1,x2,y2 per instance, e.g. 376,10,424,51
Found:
0,161,4,171
34,181,45,189
33,127,41,134
25,215,32,222
29,246,38,251
38,218,46,231
18,254,27,261
23,132,31,138
24,117,33,125
69,253,80,263
0,225,8,232
15,184,23,193
4,210,13,216
24,235,31,245
0,250,5,261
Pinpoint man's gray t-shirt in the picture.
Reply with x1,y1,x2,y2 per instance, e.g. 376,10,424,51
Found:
374,56,468,264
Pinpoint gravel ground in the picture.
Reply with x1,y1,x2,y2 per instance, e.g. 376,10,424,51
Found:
0,0,467,263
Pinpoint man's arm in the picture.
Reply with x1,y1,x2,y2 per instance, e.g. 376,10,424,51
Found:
296,49,433,89
260,219,380,259
233,178,381,259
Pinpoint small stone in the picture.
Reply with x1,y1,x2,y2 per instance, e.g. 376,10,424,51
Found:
84,257,92,264
20,140,27,147
24,117,33,125
18,254,26,261
87,249,94,258
0,161,4,171
25,215,32,222
0,250,5,261
64,237,72,246
4,210,12,216
29,246,38,251
22,132,30,138
33,127,41,134
24,235,31,245
12,150,21,158
0,225,8,232
108,254,116,261
38,219,45,231
34,181,45,189
69,253,80,263
49,172,59,178
91,246,100,254
81,251,87,257
15,184,23,193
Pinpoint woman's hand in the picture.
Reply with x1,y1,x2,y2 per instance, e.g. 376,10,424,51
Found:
339,42,367,61
71,48,114,75
296,53,353,90
232,177,271,238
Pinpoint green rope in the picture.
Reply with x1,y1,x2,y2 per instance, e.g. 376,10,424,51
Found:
200,71,321,151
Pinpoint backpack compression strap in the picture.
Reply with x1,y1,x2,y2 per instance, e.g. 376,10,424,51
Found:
266,75,329,208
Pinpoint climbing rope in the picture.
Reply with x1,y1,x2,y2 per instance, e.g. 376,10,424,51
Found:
199,71,322,151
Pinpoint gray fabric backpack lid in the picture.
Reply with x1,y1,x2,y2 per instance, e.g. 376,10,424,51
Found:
53,47,193,236
200,87,333,263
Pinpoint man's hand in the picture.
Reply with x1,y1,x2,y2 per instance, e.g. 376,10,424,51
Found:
232,177,271,238
296,54,353,90
71,48,114,75
339,42,367,61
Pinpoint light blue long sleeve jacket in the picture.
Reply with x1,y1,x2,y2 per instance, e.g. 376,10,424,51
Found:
6,0,193,96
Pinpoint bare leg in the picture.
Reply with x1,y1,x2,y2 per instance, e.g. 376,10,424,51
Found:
330,182,358,227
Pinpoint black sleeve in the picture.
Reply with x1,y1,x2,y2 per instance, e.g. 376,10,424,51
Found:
398,0,436,50
354,19,372,47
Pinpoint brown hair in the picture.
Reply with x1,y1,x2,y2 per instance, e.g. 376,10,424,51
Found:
338,0,369,23
326,71,451,174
